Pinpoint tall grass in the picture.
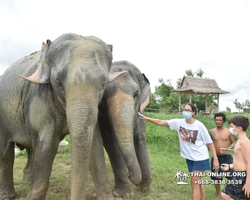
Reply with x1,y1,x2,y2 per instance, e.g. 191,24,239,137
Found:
13,112,250,199
144,111,250,200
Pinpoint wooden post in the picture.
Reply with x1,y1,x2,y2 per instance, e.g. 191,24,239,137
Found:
205,94,208,110
179,93,181,112
217,94,219,112
189,94,192,103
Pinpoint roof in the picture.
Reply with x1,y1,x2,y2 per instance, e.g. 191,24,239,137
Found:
171,76,230,95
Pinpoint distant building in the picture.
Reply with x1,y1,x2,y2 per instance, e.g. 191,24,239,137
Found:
171,76,230,113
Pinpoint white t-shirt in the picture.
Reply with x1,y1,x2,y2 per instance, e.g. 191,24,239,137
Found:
167,118,212,161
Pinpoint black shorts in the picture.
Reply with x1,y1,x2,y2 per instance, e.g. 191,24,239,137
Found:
222,171,250,200
211,155,233,180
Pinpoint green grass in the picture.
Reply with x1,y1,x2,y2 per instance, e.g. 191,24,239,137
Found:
12,112,250,199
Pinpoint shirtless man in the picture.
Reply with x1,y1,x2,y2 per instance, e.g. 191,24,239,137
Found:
209,113,235,198
221,115,250,200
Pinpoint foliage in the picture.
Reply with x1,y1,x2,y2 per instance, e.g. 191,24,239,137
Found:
184,68,204,78
148,78,179,110
226,107,231,113
146,93,160,109
196,68,205,77
233,99,250,113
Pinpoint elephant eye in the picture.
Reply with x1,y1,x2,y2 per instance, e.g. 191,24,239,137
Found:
100,82,106,94
133,90,139,99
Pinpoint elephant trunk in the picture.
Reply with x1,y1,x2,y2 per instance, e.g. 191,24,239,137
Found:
66,86,98,199
107,92,142,184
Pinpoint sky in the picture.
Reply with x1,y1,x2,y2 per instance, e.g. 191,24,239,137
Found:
1,0,250,112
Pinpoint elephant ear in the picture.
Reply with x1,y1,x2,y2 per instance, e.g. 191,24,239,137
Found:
140,73,151,112
19,40,51,84
107,44,113,52
108,71,128,83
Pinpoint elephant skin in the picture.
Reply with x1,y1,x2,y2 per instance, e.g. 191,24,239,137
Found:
98,60,152,197
0,33,113,200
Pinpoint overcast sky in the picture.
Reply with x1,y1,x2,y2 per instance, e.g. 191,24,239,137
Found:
1,0,250,112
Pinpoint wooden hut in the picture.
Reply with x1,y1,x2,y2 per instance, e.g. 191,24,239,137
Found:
171,76,230,114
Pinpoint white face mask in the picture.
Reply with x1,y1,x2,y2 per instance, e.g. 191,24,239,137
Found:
229,127,238,136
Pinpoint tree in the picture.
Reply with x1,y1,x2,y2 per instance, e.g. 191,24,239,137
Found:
184,68,204,78
196,68,204,77
226,107,231,113
233,99,244,112
243,99,250,113
233,99,250,113
176,78,182,88
146,93,160,109
185,69,194,77
147,78,179,110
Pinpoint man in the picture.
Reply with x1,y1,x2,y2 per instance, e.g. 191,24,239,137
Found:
221,115,250,200
209,113,235,198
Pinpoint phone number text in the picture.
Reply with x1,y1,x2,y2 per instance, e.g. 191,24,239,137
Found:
194,180,242,185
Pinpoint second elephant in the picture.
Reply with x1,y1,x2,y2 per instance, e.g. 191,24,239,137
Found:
99,60,152,197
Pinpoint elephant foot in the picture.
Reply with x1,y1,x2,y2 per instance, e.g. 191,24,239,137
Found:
136,178,151,192
96,190,114,200
112,184,134,199
136,185,150,193
0,191,17,200
97,196,114,200
95,183,115,200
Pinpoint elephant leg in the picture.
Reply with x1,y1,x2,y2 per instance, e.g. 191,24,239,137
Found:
23,148,34,184
89,123,114,200
134,138,151,191
134,122,152,192
102,135,133,198
0,142,16,200
26,137,58,200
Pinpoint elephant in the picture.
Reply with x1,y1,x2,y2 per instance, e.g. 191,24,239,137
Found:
98,60,152,197
0,33,114,200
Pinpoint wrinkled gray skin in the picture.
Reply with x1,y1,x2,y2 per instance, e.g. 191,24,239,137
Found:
0,33,113,200
98,61,152,197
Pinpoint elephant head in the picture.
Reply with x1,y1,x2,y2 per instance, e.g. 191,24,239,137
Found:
100,61,151,185
19,33,113,199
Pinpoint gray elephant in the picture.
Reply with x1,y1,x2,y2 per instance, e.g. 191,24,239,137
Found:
98,60,152,197
0,33,113,200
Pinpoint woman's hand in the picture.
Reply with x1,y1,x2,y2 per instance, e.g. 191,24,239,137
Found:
138,112,145,119
213,158,219,172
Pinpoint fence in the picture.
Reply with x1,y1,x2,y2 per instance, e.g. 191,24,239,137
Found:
144,108,180,114
144,108,207,116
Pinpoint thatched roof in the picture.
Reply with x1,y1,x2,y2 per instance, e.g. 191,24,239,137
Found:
172,76,230,95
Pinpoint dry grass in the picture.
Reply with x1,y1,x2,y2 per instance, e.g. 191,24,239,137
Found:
14,152,129,200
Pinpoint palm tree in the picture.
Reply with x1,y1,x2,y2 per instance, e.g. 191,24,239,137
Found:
182,173,189,182
175,170,183,182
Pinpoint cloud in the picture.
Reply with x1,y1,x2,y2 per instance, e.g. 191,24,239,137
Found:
1,0,250,112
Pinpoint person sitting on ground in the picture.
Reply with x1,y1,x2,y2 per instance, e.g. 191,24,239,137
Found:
221,115,250,200
209,112,235,198
138,103,219,200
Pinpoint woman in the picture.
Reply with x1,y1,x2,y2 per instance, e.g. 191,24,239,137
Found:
138,103,219,200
